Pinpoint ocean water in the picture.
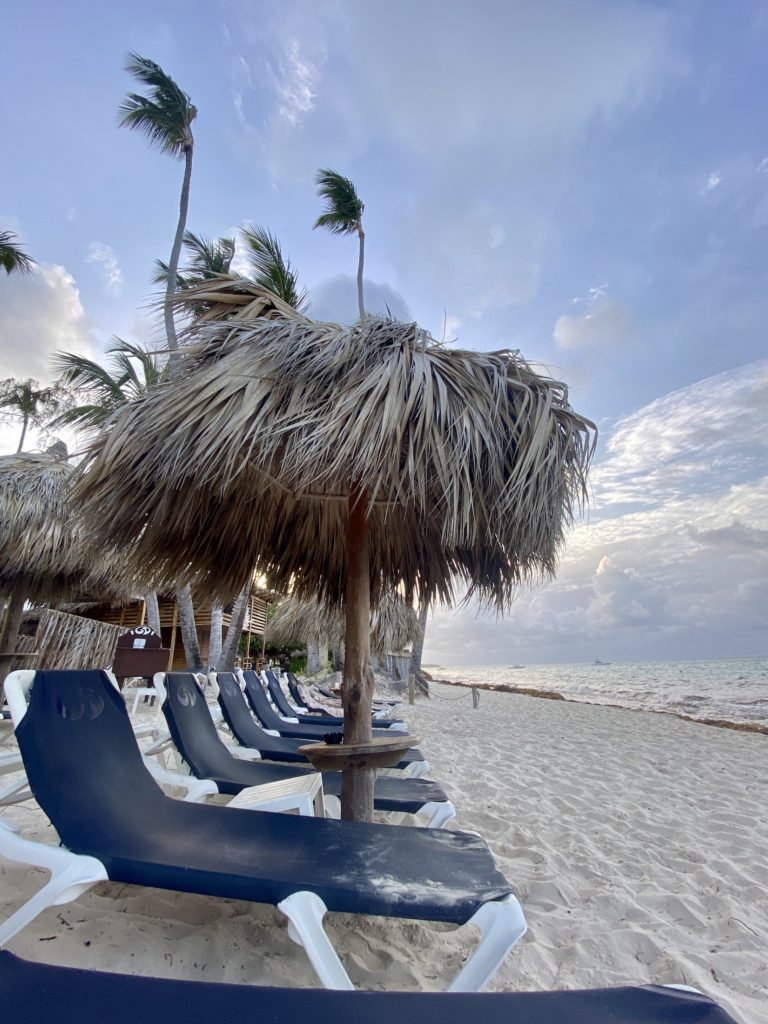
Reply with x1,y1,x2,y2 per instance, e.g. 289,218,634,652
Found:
427,657,768,729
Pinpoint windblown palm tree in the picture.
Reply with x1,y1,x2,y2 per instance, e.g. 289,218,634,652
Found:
313,169,365,318
0,231,35,275
0,378,68,452
53,340,166,435
119,52,197,371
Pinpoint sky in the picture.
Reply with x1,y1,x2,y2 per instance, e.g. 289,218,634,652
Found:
1,0,766,664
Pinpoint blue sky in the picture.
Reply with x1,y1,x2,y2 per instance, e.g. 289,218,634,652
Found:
1,0,766,663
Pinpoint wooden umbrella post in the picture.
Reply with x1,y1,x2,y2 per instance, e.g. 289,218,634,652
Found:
341,487,375,821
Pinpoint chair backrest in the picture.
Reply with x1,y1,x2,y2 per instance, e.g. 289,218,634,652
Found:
241,670,285,731
263,670,296,718
287,675,309,709
161,673,245,780
215,672,268,748
14,670,166,845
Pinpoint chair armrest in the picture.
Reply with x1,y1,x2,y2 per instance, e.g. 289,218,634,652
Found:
142,756,219,802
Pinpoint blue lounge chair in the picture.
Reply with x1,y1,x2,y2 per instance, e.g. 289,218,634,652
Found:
240,670,420,755
265,669,406,729
0,669,523,990
215,671,428,774
0,950,738,1024
161,672,454,826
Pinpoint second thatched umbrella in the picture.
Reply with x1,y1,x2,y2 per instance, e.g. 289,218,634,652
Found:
267,590,421,660
75,284,596,819
0,447,131,672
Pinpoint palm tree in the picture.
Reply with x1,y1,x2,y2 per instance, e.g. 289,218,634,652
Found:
119,52,197,372
0,378,68,452
53,340,167,434
241,225,309,312
313,169,366,318
0,231,35,275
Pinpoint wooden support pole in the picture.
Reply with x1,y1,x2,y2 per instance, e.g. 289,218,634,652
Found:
472,686,480,709
408,672,416,705
340,486,375,821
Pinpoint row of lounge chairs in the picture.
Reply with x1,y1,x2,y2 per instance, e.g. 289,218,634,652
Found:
0,668,737,1021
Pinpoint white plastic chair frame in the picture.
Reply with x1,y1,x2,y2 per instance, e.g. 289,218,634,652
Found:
1,669,524,990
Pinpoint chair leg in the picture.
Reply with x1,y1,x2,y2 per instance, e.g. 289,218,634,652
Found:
419,800,456,829
0,823,108,947
278,891,354,990
447,894,527,992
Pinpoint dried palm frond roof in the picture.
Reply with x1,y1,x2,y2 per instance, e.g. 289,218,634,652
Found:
76,283,596,609
0,450,134,602
266,591,421,655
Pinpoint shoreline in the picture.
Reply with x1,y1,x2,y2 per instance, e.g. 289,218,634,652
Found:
430,676,768,736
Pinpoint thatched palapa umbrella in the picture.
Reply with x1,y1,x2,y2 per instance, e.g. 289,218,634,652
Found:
0,447,130,668
267,590,421,658
75,282,596,819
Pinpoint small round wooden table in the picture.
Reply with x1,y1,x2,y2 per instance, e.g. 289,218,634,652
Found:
298,734,418,773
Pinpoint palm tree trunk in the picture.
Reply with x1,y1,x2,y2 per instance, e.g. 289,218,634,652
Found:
305,635,323,675
411,601,430,696
220,581,252,671
207,600,224,668
341,487,375,821
356,222,365,319
331,643,345,671
144,592,161,636
176,583,202,670
164,144,193,374
16,413,29,453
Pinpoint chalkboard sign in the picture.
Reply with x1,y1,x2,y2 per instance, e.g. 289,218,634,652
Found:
113,626,170,680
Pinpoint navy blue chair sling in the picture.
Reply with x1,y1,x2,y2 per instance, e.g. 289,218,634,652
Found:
0,951,738,1024
241,671,420,758
266,670,404,729
11,670,520,990
222,672,425,772
164,673,449,817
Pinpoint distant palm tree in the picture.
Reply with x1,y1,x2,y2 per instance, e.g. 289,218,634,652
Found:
119,52,197,371
241,225,309,312
53,339,167,435
0,231,35,275
0,378,67,452
313,169,366,318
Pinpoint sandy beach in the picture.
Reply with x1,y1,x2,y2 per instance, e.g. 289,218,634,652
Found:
1,683,766,1023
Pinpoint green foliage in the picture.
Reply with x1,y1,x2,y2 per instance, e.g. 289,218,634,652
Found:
241,225,308,312
0,231,35,275
313,169,364,236
119,52,196,159
153,231,235,287
52,340,167,434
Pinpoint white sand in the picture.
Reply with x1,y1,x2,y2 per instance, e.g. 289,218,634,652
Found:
1,683,766,1022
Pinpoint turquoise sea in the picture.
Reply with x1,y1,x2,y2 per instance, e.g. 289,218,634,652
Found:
427,657,768,729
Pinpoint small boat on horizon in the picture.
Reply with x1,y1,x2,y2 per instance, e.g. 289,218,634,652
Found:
593,659,611,666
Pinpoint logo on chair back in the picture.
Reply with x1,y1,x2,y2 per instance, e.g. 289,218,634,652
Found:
57,687,105,722
223,679,238,697
175,683,198,707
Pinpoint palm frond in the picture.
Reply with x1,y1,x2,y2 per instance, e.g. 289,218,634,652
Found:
118,52,196,158
267,591,420,654
313,169,364,236
0,231,35,275
241,225,308,312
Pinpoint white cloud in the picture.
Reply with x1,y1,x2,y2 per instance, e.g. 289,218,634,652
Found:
701,170,722,193
554,296,634,351
87,242,123,295
308,274,411,323
423,360,768,663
